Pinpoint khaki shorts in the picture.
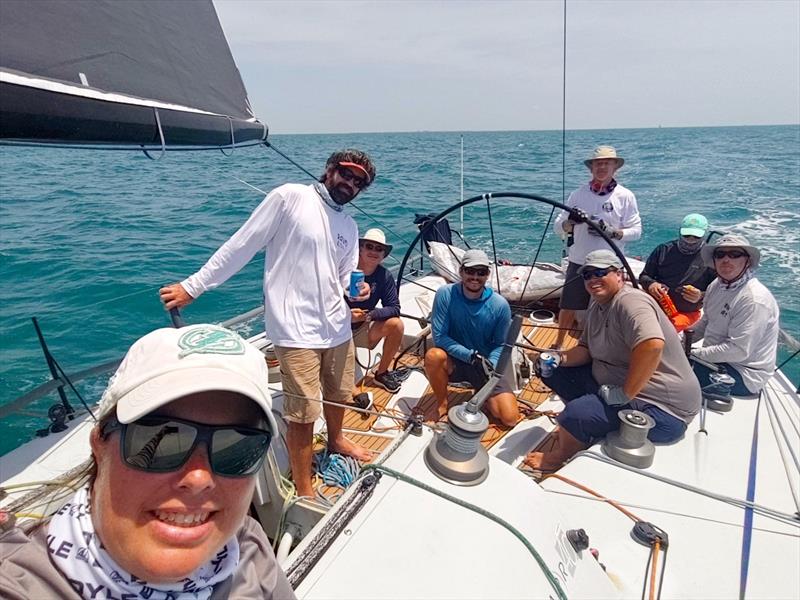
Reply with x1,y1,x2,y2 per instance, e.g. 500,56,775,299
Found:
352,323,372,348
274,340,355,424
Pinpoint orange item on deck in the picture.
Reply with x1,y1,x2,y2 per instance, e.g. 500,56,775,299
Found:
670,310,702,333
656,292,679,318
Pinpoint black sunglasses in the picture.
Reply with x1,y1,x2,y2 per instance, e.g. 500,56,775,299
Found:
581,267,617,280
360,241,385,252
336,165,368,189
102,416,271,478
713,249,747,260
463,266,490,276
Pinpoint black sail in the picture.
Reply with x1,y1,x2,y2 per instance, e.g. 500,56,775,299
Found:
0,0,267,149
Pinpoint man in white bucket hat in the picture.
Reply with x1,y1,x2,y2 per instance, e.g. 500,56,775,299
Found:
553,145,642,348
346,228,405,393
691,233,779,395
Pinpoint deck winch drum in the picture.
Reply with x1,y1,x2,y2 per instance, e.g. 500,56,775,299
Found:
603,409,656,468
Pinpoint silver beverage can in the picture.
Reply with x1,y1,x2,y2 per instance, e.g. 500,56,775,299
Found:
538,352,559,378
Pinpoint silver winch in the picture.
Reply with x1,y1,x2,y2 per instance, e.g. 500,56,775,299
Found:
603,409,656,468
425,316,523,486
424,404,490,486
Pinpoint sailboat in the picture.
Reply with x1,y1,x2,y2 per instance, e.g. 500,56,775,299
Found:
1,2,798,599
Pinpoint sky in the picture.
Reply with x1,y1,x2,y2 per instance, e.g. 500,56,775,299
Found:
214,0,799,134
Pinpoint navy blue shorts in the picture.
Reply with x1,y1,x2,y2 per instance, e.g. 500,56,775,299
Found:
450,358,512,396
543,364,687,445
691,360,755,397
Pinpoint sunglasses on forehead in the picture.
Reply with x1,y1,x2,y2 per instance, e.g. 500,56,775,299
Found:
336,165,368,189
581,267,618,280
360,241,385,252
712,249,748,260
463,266,490,276
102,416,271,478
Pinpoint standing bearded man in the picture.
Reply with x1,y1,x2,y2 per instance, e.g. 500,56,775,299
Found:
160,149,376,497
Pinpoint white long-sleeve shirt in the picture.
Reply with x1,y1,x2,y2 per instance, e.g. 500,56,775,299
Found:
554,182,642,263
693,273,779,393
182,183,359,348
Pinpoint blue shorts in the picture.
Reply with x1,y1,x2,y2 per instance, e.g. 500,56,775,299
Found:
691,360,755,397
543,364,687,445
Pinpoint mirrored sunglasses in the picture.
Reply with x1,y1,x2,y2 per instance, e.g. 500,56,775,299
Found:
102,416,271,477
581,267,617,280
336,165,368,189
463,266,490,276
712,249,747,260
361,241,385,253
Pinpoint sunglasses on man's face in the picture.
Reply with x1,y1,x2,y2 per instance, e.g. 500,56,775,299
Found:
361,241,385,253
102,416,271,478
336,166,368,190
713,249,747,260
581,267,617,281
463,267,490,277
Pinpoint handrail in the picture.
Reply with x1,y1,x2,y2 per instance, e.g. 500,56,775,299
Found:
0,305,267,419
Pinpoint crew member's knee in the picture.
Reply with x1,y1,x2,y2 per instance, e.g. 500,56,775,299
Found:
491,392,519,427
424,347,448,372
556,394,613,443
385,316,404,336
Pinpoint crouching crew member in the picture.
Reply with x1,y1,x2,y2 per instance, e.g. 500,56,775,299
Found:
525,250,701,472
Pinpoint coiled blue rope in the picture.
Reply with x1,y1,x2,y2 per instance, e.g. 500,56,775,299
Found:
313,450,361,489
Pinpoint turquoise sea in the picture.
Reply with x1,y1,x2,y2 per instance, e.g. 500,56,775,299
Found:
1,125,798,456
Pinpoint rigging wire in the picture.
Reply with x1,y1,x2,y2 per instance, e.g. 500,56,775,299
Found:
517,0,568,302
579,449,800,526
262,140,421,255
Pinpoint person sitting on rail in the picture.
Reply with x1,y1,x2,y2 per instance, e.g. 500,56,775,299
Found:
525,250,701,472
691,234,779,396
639,213,717,332
0,324,295,599
424,249,520,427
346,228,405,393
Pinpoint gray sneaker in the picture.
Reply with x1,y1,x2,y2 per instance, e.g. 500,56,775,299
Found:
373,370,402,393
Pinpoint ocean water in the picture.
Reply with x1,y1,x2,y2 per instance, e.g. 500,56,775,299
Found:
1,125,798,456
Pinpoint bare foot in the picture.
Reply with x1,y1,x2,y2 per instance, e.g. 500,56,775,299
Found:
437,406,449,422
523,451,563,473
329,435,372,462
295,482,315,498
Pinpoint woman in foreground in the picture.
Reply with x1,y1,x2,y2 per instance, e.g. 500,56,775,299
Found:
0,324,296,599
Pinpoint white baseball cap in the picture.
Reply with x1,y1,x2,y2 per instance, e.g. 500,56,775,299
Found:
99,324,277,435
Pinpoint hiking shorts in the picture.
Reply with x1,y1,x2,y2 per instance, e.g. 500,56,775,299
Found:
275,340,355,424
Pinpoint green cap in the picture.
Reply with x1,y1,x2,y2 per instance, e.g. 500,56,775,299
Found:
680,213,708,238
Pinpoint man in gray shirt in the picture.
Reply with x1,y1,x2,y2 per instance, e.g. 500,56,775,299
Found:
525,250,701,472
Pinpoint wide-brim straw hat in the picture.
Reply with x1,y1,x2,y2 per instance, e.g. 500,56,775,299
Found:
701,233,761,269
359,228,392,256
584,145,624,169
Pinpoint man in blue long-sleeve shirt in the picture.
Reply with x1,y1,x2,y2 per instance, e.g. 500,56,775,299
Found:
424,249,520,426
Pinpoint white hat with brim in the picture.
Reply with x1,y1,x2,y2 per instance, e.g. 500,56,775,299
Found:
359,228,392,256
99,324,277,436
584,145,624,169
701,233,761,269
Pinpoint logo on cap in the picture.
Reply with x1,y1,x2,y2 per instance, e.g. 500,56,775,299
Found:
178,326,245,358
